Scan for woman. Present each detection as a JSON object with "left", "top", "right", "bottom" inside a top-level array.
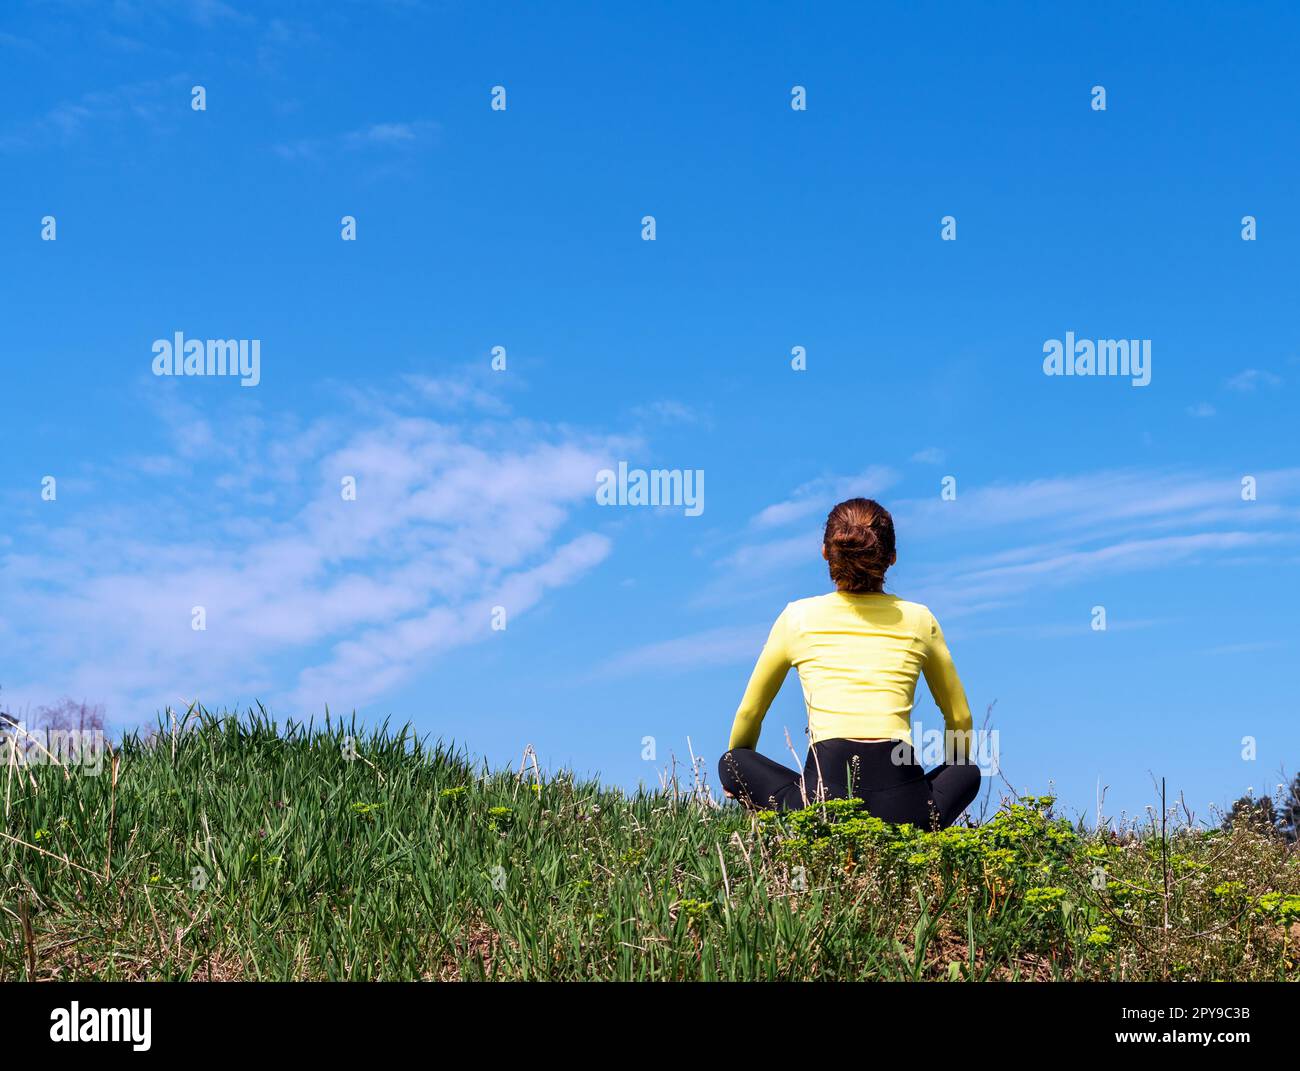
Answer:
[{"left": 718, "top": 497, "right": 981, "bottom": 828}]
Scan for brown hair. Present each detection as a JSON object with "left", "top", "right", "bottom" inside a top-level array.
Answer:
[{"left": 823, "top": 498, "right": 896, "bottom": 593}]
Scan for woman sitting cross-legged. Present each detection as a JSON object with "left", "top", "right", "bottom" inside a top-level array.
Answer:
[{"left": 718, "top": 497, "right": 981, "bottom": 828}]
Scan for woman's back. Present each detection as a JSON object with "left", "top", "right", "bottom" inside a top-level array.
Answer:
[{"left": 729, "top": 590, "right": 972, "bottom": 750}]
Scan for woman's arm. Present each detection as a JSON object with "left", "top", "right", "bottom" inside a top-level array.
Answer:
[
  {"left": 920, "top": 609, "right": 974, "bottom": 759},
  {"left": 727, "top": 607, "right": 793, "bottom": 750}
]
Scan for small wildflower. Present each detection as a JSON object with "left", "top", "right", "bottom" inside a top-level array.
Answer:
[{"left": 1087, "top": 924, "right": 1113, "bottom": 947}]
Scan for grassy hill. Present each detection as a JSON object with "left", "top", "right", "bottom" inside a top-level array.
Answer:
[{"left": 2, "top": 711, "right": 1297, "bottom": 980}]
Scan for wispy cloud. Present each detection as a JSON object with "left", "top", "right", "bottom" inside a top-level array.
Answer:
[
  {"left": 93, "top": 0, "right": 254, "bottom": 28},
  {"left": 629, "top": 400, "right": 710, "bottom": 428},
  {"left": 0, "top": 382, "right": 623, "bottom": 721},
  {"left": 886, "top": 469, "right": 1300, "bottom": 617},
  {"left": 0, "top": 74, "right": 189, "bottom": 151},
  {"left": 1225, "top": 368, "right": 1283, "bottom": 392},
  {"left": 927, "top": 530, "right": 1282, "bottom": 613},
  {"left": 596, "top": 624, "right": 767, "bottom": 676},
  {"left": 273, "top": 120, "right": 438, "bottom": 161},
  {"left": 614, "top": 465, "right": 1300, "bottom": 672},
  {"left": 750, "top": 465, "right": 899, "bottom": 530},
  {"left": 956, "top": 617, "right": 1174, "bottom": 641},
  {"left": 183, "top": 0, "right": 251, "bottom": 28},
  {"left": 1203, "top": 639, "right": 1292, "bottom": 656},
  {"left": 401, "top": 370, "right": 511, "bottom": 416},
  {"left": 1186, "top": 402, "right": 1216, "bottom": 418},
  {"left": 344, "top": 121, "right": 431, "bottom": 148},
  {"left": 894, "top": 468, "right": 1300, "bottom": 536},
  {"left": 0, "top": 30, "right": 42, "bottom": 53},
  {"left": 689, "top": 465, "right": 1300, "bottom": 617},
  {"left": 911, "top": 447, "right": 945, "bottom": 464}
]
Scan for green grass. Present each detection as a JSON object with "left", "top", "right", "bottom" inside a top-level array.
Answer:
[{"left": 2, "top": 709, "right": 1297, "bottom": 980}]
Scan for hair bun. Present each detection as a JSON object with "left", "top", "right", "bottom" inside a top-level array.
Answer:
[
  {"left": 853, "top": 528, "right": 878, "bottom": 547},
  {"left": 831, "top": 526, "right": 877, "bottom": 548},
  {"left": 823, "top": 498, "right": 895, "bottom": 593}
]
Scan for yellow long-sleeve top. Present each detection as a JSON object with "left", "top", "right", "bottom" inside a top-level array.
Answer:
[{"left": 728, "top": 592, "right": 974, "bottom": 751}]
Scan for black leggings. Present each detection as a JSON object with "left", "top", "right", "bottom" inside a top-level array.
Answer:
[{"left": 718, "top": 738, "right": 981, "bottom": 828}]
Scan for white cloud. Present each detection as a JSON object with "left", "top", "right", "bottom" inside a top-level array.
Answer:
[
  {"left": 184, "top": 0, "right": 250, "bottom": 26},
  {"left": 401, "top": 372, "right": 509, "bottom": 415},
  {"left": 629, "top": 400, "right": 709, "bottom": 427},
  {"left": 1225, "top": 368, "right": 1283, "bottom": 392},
  {"left": 1186, "top": 402, "right": 1216, "bottom": 418},
  {"left": 596, "top": 624, "right": 767, "bottom": 676},
  {"left": 936, "top": 530, "right": 1280, "bottom": 596},
  {"left": 344, "top": 120, "right": 437, "bottom": 148},
  {"left": 0, "top": 388, "right": 621, "bottom": 723},
  {"left": 0, "top": 75, "right": 189, "bottom": 152},
  {"left": 295, "top": 532, "right": 610, "bottom": 707},
  {"left": 750, "top": 465, "right": 899, "bottom": 530},
  {"left": 911, "top": 447, "right": 945, "bottom": 464},
  {"left": 690, "top": 465, "right": 1300, "bottom": 617},
  {"left": 274, "top": 119, "right": 438, "bottom": 161}
]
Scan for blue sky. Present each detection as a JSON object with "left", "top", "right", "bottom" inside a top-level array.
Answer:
[{"left": 2, "top": 0, "right": 1297, "bottom": 824}]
